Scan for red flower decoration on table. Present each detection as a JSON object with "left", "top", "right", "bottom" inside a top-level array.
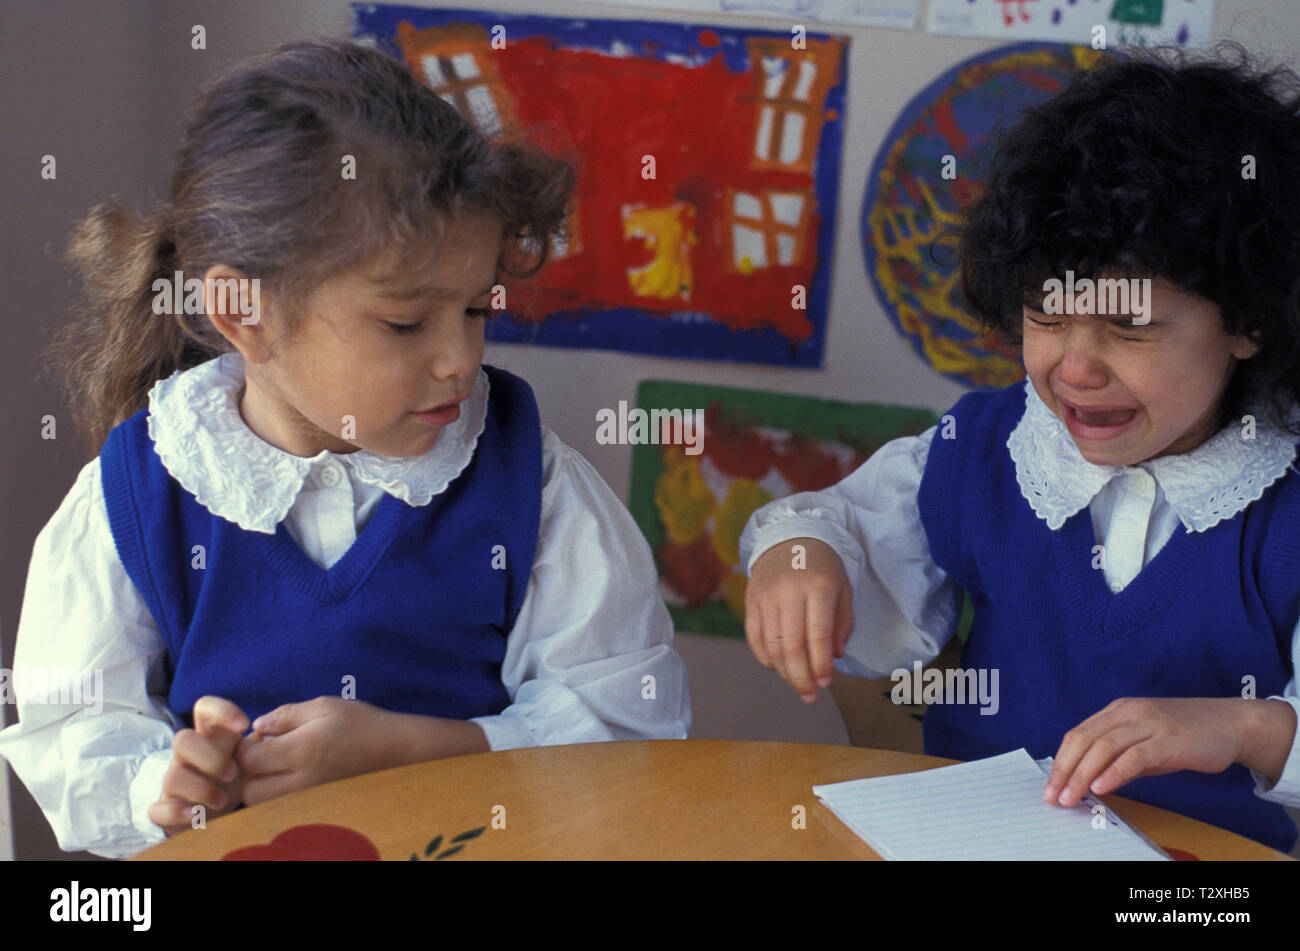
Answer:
[{"left": 222, "top": 824, "right": 380, "bottom": 861}]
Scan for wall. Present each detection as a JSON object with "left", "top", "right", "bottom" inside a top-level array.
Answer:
[
  {"left": 0, "top": 0, "right": 176, "bottom": 863},
  {"left": 2, "top": 0, "right": 1297, "bottom": 859}
]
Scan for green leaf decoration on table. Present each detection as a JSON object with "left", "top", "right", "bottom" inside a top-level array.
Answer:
[{"left": 409, "top": 827, "right": 487, "bottom": 862}]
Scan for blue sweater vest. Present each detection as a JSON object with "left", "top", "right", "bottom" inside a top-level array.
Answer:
[
  {"left": 917, "top": 383, "right": 1300, "bottom": 853},
  {"left": 99, "top": 366, "right": 542, "bottom": 727}
]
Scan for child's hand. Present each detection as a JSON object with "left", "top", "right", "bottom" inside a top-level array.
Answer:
[
  {"left": 745, "top": 537, "right": 853, "bottom": 703},
  {"left": 236, "top": 697, "right": 397, "bottom": 806},
  {"left": 1043, "top": 697, "right": 1254, "bottom": 807},
  {"left": 148, "top": 695, "right": 249, "bottom": 836}
]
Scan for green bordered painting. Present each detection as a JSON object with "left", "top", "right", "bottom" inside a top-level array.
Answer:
[{"left": 628, "top": 380, "right": 939, "bottom": 638}]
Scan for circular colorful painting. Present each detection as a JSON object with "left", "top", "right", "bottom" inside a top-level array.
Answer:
[{"left": 862, "top": 42, "right": 1104, "bottom": 389}]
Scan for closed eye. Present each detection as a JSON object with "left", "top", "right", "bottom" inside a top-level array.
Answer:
[
  {"left": 382, "top": 305, "right": 493, "bottom": 332},
  {"left": 1109, "top": 318, "right": 1158, "bottom": 341}
]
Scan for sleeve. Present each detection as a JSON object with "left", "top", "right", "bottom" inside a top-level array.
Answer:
[
  {"left": 1249, "top": 611, "right": 1300, "bottom": 809},
  {"left": 469, "top": 428, "right": 691, "bottom": 748},
  {"left": 0, "top": 457, "right": 182, "bottom": 859},
  {"left": 737, "top": 426, "right": 963, "bottom": 679}
]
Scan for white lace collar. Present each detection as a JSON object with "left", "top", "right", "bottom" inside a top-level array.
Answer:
[
  {"left": 1007, "top": 380, "right": 1297, "bottom": 532},
  {"left": 145, "top": 352, "right": 489, "bottom": 533}
]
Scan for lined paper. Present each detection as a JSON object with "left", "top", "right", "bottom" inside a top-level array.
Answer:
[{"left": 813, "top": 749, "right": 1169, "bottom": 860}]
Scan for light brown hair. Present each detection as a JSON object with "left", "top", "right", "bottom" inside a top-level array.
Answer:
[{"left": 48, "top": 38, "right": 574, "bottom": 455}]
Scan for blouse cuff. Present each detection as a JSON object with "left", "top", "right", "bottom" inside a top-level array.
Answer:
[
  {"left": 470, "top": 712, "right": 538, "bottom": 751},
  {"left": 473, "top": 675, "right": 648, "bottom": 751},
  {"left": 741, "top": 511, "right": 865, "bottom": 580},
  {"left": 1250, "top": 695, "right": 1300, "bottom": 806},
  {"left": 127, "top": 748, "right": 173, "bottom": 852}
]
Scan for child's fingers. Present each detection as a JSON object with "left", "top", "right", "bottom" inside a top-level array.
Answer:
[
  {"left": 251, "top": 699, "right": 321, "bottom": 736},
  {"left": 744, "top": 594, "right": 770, "bottom": 669},
  {"left": 148, "top": 798, "right": 198, "bottom": 835},
  {"left": 1044, "top": 707, "right": 1111, "bottom": 800},
  {"left": 172, "top": 728, "right": 240, "bottom": 783},
  {"left": 161, "top": 762, "right": 233, "bottom": 810},
  {"left": 193, "top": 695, "right": 251, "bottom": 733},
  {"left": 777, "top": 600, "right": 817, "bottom": 701},
  {"left": 193, "top": 695, "right": 250, "bottom": 750},
  {"left": 1049, "top": 722, "right": 1150, "bottom": 806},
  {"left": 1043, "top": 699, "right": 1134, "bottom": 800},
  {"left": 242, "top": 769, "right": 302, "bottom": 806},
  {"left": 235, "top": 730, "right": 300, "bottom": 777},
  {"left": 1054, "top": 740, "right": 1129, "bottom": 806},
  {"left": 1044, "top": 744, "right": 1086, "bottom": 803},
  {"left": 759, "top": 597, "right": 787, "bottom": 676},
  {"left": 833, "top": 583, "right": 852, "bottom": 659},
  {"left": 805, "top": 589, "right": 838, "bottom": 690},
  {"left": 1086, "top": 745, "right": 1152, "bottom": 796}
]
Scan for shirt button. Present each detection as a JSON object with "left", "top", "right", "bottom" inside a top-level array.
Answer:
[
  {"left": 1132, "top": 471, "right": 1155, "bottom": 496},
  {"left": 320, "top": 463, "right": 342, "bottom": 487}
]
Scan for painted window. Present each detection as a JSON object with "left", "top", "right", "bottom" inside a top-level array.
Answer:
[
  {"left": 394, "top": 22, "right": 515, "bottom": 137},
  {"left": 727, "top": 189, "right": 813, "bottom": 273},
  {"left": 746, "top": 39, "right": 840, "bottom": 174}
]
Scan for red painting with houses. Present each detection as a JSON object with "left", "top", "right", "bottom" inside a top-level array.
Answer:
[{"left": 354, "top": 5, "right": 849, "bottom": 366}]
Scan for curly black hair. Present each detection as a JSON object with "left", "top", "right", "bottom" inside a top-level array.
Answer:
[{"left": 958, "top": 42, "right": 1300, "bottom": 434}]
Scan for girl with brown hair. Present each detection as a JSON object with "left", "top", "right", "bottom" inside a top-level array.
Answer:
[{"left": 0, "top": 38, "right": 689, "bottom": 858}]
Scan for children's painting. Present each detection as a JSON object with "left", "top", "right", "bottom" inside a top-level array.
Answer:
[
  {"left": 628, "top": 381, "right": 937, "bottom": 638},
  {"left": 579, "top": 0, "right": 919, "bottom": 30},
  {"left": 352, "top": 4, "right": 849, "bottom": 368},
  {"left": 927, "top": 0, "right": 1215, "bottom": 47},
  {"left": 862, "top": 42, "right": 1102, "bottom": 390}
]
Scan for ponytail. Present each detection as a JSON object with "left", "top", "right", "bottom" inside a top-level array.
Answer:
[
  {"left": 47, "top": 38, "right": 578, "bottom": 456},
  {"left": 46, "top": 203, "right": 225, "bottom": 456}
]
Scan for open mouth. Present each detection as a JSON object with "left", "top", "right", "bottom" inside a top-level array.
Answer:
[{"left": 1059, "top": 398, "right": 1139, "bottom": 439}]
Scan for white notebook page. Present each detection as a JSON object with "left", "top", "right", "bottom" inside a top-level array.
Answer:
[{"left": 813, "top": 749, "right": 1169, "bottom": 860}]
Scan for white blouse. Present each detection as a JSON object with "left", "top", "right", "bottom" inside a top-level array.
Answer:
[
  {"left": 0, "top": 353, "right": 690, "bottom": 858},
  {"left": 740, "top": 380, "right": 1300, "bottom": 811}
]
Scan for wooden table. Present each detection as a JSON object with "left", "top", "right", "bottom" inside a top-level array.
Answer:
[{"left": 134, "top": 740, "right": 1292, "bottom": 860}]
